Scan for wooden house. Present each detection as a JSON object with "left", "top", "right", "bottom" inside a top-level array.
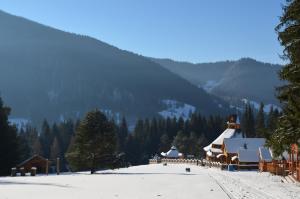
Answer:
[
  {"left": 237, "top": 149, "right": 260, "bottom": 169},
  {"left": 17, "top": 155, "right": 49, "bottom": 174},
  {"left": 222, "top": 138, "right": 265, "bottom": 165},
  {"left": 221, "top": 138, "right": 266, "bottom": 169},
  {"left": 203, "top": 114, "right": 243, "bottom": 161}
]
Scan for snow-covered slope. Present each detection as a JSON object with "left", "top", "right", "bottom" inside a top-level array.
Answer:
[{"left": 158, "top": 99, "right": 196, "bottom": 120}]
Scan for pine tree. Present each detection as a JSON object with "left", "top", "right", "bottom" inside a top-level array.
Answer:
[
  {"left": 172, "top": 131, "right": 189, "bottom": 155},
  {"left": 66, "top": 109, "right": 117, "bottom": 173},
  {"left": 50, "top": 137, "right": 61, "bottom": 160},
  {"left": 241, "top": 104, "right": 255, "bottom": 137},
  {"left": 269, "top": 0, "right": 300, "bottom": 155},
  {"left": 117, "top": 117, "right": 128, "bottom": 152},
  {"left": 40, "top": 119, "right": 52, "bottom": 158},
  {"left": 265, "top": 106, "right": 279, "bottom": 139},
  {"left": 255, "top": 102, "right": 266, "bottom": 138},
  {"left": 159, "top": 133, "right": 170, "bottom": 152},
  {"left": 17, "top": 129, "right": 31, "bottom": 162},
  {"left": 32, "top": 137, "right": 43, "bottom": 155},
  {"left": 0, "top": 97, "right": 20, "bottom": 176}
]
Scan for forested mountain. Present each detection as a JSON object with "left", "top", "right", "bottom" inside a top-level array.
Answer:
[
  {"left": 0, "top": 10, "right": 228, "bottom": 125},
  {"left": 151, "top": 58, "right": 282, "bottom": 108}
]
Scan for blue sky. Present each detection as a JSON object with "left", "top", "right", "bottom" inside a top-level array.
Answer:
[{"left": 0, "top": 0, "right": 285, "bottom": 64}]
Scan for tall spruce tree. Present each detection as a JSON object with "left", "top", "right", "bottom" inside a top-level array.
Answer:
[
  {"left": 66, "top": 109, "right": 117, "bottom": 174},
  {"left": 0, "top": 97, "right": 20, "bottom": 176},
  {"left": 50, "top": 136, "right": 61, "bottom": 160},
  {"left": 255, "top": 102, "right": 266, "bottom": 138},
  {"left": 269, "top": 0, "right": 300, "bottom": 155},
  {"left": 40, "top": 119, "right": 52, "bottom": 158},
  {"left": 241, "top": 104, "right": 255, "bottom": 137},
  {"left": 17, "top": 129, "right": 31, "bottom": 162},
  {"left": 117, "top": 117, "right": 128, "bottom": 152}
]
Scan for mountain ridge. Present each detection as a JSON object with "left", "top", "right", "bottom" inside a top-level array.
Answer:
[
  {"left": 0, "top": 10, "right": 228, "bottom": 125},
  {"left": 151, "top": 57, "right": 282, "bottom": 107}
]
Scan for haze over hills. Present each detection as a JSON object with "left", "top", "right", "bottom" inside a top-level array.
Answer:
[
  {"left": 0, "top": 10, "right": 228, "bottom": 126},
  {"left": 151, "top": 58, "right": 282, "bottom": 109}
]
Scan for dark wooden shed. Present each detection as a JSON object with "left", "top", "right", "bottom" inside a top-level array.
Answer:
[{"left": 17, "top": 155, "right": 48, "bottom": 174}]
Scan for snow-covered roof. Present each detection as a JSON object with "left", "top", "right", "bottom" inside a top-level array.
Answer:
[
  {"left": 203, "top": 128, "right": 243, "bottom": 152},
  {"left": 238, "top": 150, "right": 259, "bottom": 163},
  {"left": 216, "top": 154, "right": 225, "bottom": 158},
  {"left": 206, "top": 151, "right": 213, "bottom": 157},
  {"left": 259, "top": 147, "right": 272, "bottom": 162},
  {"left": 231, "top": 156, "right": 238, "bottom": 161},
  {"left": 203, "top": 144, "right": 211, "bottom": 152},
  {"left": 224, "top": 138, "right": 266, "bottom": 154},
  {"left": 161, "top": 146, "right": 183, "bottom": 158},
  {"left": 212, "top": 128, "right": 243, "bottom": 146}
]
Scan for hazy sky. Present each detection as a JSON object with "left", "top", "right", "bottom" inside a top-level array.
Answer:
[{"left": 0, "top": 0, "right": 285, "bottom": 64}]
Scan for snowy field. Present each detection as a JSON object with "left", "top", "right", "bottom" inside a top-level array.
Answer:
[{"left": 0, "top": 164, "right": 299, "bottom": 199}]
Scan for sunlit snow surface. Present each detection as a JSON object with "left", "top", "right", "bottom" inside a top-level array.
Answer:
[
  {"left": 159, "top": 99, "right": 196, "bottom": 120},
  {"left": 0, "top": 164, "right": 299, "bottom": 199}
]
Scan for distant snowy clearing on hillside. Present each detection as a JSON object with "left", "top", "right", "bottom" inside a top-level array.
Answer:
[
  {"left": 1, "top": 164, "right": 299, "bottom": 199},
  {"left": 201, "top": 80, "right": 221, "bottom": 92},
  {"left": 8, "top": 118, "right": 30, "bottom": 130},
  {"left": 241, "top": 98, "right": 282, "bottom": 112},
  {"left": 159, "top": 99, "right": 196, "bottom": 120}
]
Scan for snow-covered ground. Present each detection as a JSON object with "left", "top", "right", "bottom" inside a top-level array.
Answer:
[
  {"left": 1, "top": 164, "right": 299, "bottom": 199},
  {"left": 159, "top": 99, "right": 196, "bottom": 120}
]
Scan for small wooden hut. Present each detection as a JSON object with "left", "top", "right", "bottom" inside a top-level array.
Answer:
[
  {"left": 258, "top": 147, "right": 273, "bottom": 172},
  {"left": 17, "top": 155, "right": 49, "bottom": 174}
]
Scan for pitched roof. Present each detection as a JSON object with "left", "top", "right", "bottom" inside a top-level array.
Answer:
[
  {"left": 204, "top": 128, "right": 243, "bottom": 152},
  {"left": 259, "top": 147, "right": 273, "bottom": 162},
  {"left": 17, "top": 155, "right": 47, "bottom": 167},
  {"left": 224, "top": 138, "right": 266, "bottom": 154},
  {"left": 238, "top": 149, "right": 259, "bottom": 163},
  {"left": 161, "top": 146, "right": 183, "bottom": 158}
]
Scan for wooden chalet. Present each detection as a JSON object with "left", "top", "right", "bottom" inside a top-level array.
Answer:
[
  {"left": 222, "top": 138, "right": 265, "bottom": 167},
  {"left": 203, "top": 114, "right": 243, "bottom": 161},
  {"left": 220, "top": 138, "right": 266, "bottom": 170},
  {"left": 237, "top": 149, "right": 260, "bottom": 170}
]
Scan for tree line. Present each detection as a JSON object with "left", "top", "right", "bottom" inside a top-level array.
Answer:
[{"left": 0, "top": 94, "right": 282, "bottom": 175}]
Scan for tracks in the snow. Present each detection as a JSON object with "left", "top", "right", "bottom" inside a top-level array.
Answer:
[
  {"left": 209, "top": 172, "right": 277, "bottom": 199},
  {"left": 208, "top": 173, "right": 235, "bottom": 199}
]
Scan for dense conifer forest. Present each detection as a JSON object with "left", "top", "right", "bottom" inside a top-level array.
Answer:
[{"left": 0, "top": 96, "right": 281, "bottom": 175}]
